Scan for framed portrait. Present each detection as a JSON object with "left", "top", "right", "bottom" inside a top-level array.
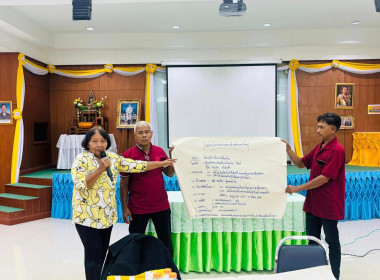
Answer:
[
  {"left": 340, "top": 115, "right": 355, "bottom": 130},
  {"left": 368, "top": 104, "right": 380, "bottom": 114},
  {"left": 0, "top": 101, "right": 13, "bottom": 125},
  {"left": 116, "top": 99, "right": 141, "bottom": 129},
  {"left": 335, "top": 83, "right": 354, "bottom": 109}
]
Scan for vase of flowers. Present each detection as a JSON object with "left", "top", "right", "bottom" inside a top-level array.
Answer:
[
  {"left": 94, "top": 96, "right": 107, "bottom": 117},
  {"left": 73, "top": 98, "right": 86, "bottom": 117}
]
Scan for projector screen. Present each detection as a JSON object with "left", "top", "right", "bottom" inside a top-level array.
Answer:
[{"left": 167, "top": 65, "right": 277, "bottom": 146}]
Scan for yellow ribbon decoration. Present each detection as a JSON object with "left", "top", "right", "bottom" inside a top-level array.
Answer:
[
  {"left": 289, "top": 70, "right": 302, "bottom": 157},
  {"left": 289, "top": 59, "right": 299, "bottom": 71},
  {"left": 11, "top": 55, "right": 26, "bottom": 183},
  {"left": 48, "top": 64, "right": 56, "bottom": 73},
  {"left": 12, "top": 109, "right": 22, "bottom": 120},
  {"left": 339, "top": 61, "right": 380, "bottom": 70},
  {"left": 114, "top": 66, "right": 145, "bottom": 73},
  {"left": 104, "top": 64, "right": 113, "bottom": 73},
  {"left": 55, "top": 68, "right": 106, "bottom": 76},
  {"left": 299, "top": 62, "right": 331, "bottom": 69},
  {"left": 18, "top": 53, "right": 26, "bottom": 66},
  {"left": 331, "top": 59, "right": 340, "bottom": 68},
  {"left": 145, "top": 64, "right": 157, "bottom": 74},
  {"left": 145, "top": 64, "right": 158, "bottom": 122}
]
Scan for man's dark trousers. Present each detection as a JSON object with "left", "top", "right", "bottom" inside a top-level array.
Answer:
[{"left": 306, "top": 212, "right": 341, "bottom": 280}]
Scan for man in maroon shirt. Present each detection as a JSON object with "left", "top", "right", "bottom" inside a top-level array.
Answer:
[
  {"left": 120, "top": 121, "right": 175, "bottom": 256},
  {"left": 282, "top": 113, "right": 345, "bottom": 280}
]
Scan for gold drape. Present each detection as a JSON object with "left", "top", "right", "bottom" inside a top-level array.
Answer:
[{"left": 349, "top": 132, "right": 380, "bottom": 167}]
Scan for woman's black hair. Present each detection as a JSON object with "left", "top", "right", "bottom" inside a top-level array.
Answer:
[{"left": 81, "top": 126, "right": 111, "bottom": 150}]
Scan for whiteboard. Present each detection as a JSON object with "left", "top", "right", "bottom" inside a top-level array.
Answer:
[{"left": 167, "top": 65, "right": 277, "bottom": 146}]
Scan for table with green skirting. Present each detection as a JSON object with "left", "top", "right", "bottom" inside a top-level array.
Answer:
[{"left": 146, "top": 192, "right": 306, "bottom": 273}]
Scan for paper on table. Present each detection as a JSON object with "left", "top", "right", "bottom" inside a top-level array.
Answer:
[{"left": 172, "top": 137, "right": 287, "bottom": 219}]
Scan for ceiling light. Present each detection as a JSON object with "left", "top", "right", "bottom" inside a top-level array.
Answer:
[
  {"left": 172, "top": 25, "right": 180, "bottom": 29},
  {"left": 338, "top": 40, "right": 361, "bottom": 44},
  {"left": 86, "top": 27, "right": 94, "bottom": 31},
  {"left": 351, "top": 21, "right": 361, "bottom": 25},
  {"left": 219, "top": 0, "right": 247, "bottom": 17},
  {"left": 263, "top": 23, "right": 271, "bottom": 27}
]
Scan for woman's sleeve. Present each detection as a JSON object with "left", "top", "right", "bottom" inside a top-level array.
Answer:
[
  {"left": 71, "top": 155, "right": 89, "bottom": 191},
  {"left": 118, "top": 156, "right": 147, "bottom": 173}
]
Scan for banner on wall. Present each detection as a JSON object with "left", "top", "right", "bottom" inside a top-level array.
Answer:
[
  {"left": 368, "top": 104, "right": 380, "bottom": 114},
  {"left": 172, "top": 137, "right": 287, "bottom": 219}
]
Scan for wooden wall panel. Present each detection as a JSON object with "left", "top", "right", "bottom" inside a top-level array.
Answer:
[
  {"left": 21, "top": 69, "right": 51, "bottom": 173},
  {"left": 0, "top": 53, "right": 18, "bottom": 192},
  {"left": 297, "top": 61, "right": 380, "bottom": 163},
  {"left": 49, "top": 66, "right": 146, "bottom": 165}
]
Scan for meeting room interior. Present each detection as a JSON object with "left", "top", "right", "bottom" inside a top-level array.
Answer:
[{"left": 1, "top": 1, "right": 380, "bottom": 280}]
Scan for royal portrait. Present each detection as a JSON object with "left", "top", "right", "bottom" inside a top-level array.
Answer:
[
  {"left": 116, "top": 99, "right": 140, "bottom": 128},
  {"left": 335, "top": 83, "right": 354, "bottom": 109}
]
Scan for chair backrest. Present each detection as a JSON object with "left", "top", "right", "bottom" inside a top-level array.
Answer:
[{"left": 274, "top": 235, "right": 329, "bottom": 273}]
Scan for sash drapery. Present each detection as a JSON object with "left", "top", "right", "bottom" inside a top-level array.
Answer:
[
  {"left": 12, "top": 55, "right": 164, "bottom": 182},
  {"left": 278, "top": 60, "right": 380, "bottom": 157}
]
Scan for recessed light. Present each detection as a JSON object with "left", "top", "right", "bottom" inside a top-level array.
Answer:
[
  {"left": 86, "top": 27, "right": 94, "bottom": 31},
  {"left": 338, "top": 40, "right": 361, "bottom": 44},
  {"left": 263, "top": 23, "right": 271, "bottom": 27},
  {"left": 351, "top": 21, "right": 361, "bottom": 25},
  {"left": 172, "top": 25, "right": 180, "bottom": 29}
]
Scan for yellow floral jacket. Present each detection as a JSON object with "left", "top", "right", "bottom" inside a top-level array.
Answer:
[{"left": 71, "top": 151, "right": 146, "bottom": 229}]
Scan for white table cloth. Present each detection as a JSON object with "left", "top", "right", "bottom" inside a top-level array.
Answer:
[{"left": 56, "top": 134, "right": 117, "bottom": 169}]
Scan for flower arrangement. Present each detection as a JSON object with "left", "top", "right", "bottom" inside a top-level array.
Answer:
[
  {"left": 94, "top": 96, "right": 107, "bottom": 109},
  {"left": 73, "top": 98, "right": 86, "bottom": 111},
  {"left": 73, "top": 93, "right": 107, "bottom": 118}
]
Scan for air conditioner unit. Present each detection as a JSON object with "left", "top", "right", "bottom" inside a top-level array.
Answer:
[
  {"left": 73, "top": 0, "right": 92, "bottom": 21},
  {"left": 219, "top": 0, "right": 247, "bottom": 17}
]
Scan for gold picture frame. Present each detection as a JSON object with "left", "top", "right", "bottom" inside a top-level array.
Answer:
[
  {"left": 340, "top": 115, "right": 355, "bottom": 130},
  {"left": 0, "top": 101, "right": 13, "bottom": 125},
  {"left": 116, "top": 99, "right": 140, "bottom": 129},
  {"left": 335, "top": 83, "right": 354, "bottom": 109}
]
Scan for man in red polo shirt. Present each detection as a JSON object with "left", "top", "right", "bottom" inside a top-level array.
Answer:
[
  {"left": 120, "top": 121, "right": 175, "bottom": 256},
  {"left": 282, "top": 113, "right": 345, "bottom": 280}
]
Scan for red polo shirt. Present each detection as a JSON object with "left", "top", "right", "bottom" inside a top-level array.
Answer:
[
  {"left": 120, "top": 145, "right": 170, "bottom": 214},
  {"left": 301, "top": 137, "right": 345, "bottom": 220}
]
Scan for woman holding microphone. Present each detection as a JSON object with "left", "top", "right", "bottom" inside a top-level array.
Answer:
[{"left": 71, "top": 126, "right": 176, "bottom": 280}]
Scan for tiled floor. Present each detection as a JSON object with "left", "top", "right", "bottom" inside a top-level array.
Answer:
[{"left": 1, "top": 218, "right": 380, "bottom": 280}]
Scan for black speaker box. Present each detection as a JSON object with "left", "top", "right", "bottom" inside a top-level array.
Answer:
[
  {"left": 375, "top": 0, "right": 380, "bottom": 12},
  {"left": 72, "top": 0, "right": 92, "bottom": 21}
]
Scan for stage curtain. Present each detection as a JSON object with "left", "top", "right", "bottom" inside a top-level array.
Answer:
[
  {"left": 278, "top": 59, "right": 380, "bottom": 158},
  {"left": 11, "top": 55, "right": 163, "bottom": 182},
  {"left": 349, "top": 132, "right": 380, "bottom": 167}
]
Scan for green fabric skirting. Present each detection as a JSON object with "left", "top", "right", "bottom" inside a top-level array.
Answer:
[{"left": 147, "top": 231, "right": 306, "bottom": 273}]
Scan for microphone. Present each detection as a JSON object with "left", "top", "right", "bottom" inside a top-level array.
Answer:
[{"left": 100, "top": 151, "right": 113, "bottom": 181}]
